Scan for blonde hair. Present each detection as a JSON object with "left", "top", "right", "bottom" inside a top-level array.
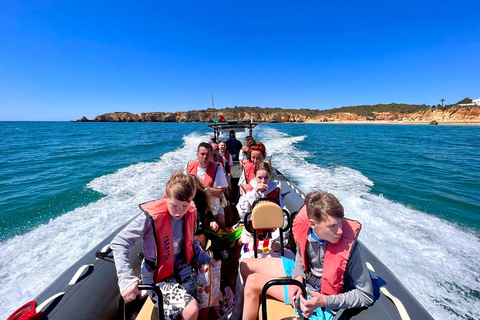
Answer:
[{"left": 165, "top": 170, "right": 196, "bottom": 202}]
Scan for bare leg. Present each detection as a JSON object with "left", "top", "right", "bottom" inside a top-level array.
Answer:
[
  {"left": 240, "top": 257, "right": 285, "bottom": 282},
  {"left": 242, "top": 273, "right": 286, "bottom": 320},
  {"left": 181, "top": 299, "right": 199, "bottom": 320}
]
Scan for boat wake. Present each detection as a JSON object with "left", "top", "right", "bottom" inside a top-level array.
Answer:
[
  {"left": 1, "top": 128, "right": 478, "bottom": 320},
  {"left": 257, "top": 126, "right": 480, "bottom": 320},
  {"left": 0, "top": 132, "right": 208, "bottom": 319}
]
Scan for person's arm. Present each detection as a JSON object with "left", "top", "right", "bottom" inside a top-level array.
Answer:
[
  {"left": 209, "top": 165, "right": 228, "bottom": 198},
  {"left": 324, "top": 243, "right": 374, "bottom": 310},
  {"left": 111, "top": 214, "right": 150, "bottom": 299},
  {"left": 236, "top": 186, "right": 260, "bottom": 220},
  {"left": 193, "top": 237, "right": 215, "bottom": 264}
]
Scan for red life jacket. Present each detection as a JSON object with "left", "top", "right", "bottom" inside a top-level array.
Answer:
[
  {"left": 243, "top": 160, "right": 255, "bottom": 184},
  {"left": 292, "top": 206, "right": 361, "bottom": 295},
  {"left": 139, "top": 198, "right": 197, "bottom": 282},
  {"left": 242, "top": 184, "right": 280, "bottom": 200},
  {"left": 219, "top": 150, "right": 231, "bottom": 168},
  {"left": 187, "top": 161, "right": 218, "bottom": 187}
]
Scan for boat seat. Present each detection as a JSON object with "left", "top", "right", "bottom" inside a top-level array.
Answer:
[
  {"left": 246, "top": 200, "right": 292, "bottom": 258},
  {"left": 259, "top": 296, "right": 299, "bottom": 320},
  {"left": 136, "top": 297, "right": 158, "bottom": 320},
  {"left": 252, "top": 201, "right": 285, "bottom": 229}
]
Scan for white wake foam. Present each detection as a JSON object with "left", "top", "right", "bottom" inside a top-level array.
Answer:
[
  {"left": 1, "top": 127, "right": 479, "bottom": 320},
  {"left": 256, "top": 126, "right": 480, "bottom": 320},
  {"left": 0, "top": 132, "right": 208, "bottom": 319}
]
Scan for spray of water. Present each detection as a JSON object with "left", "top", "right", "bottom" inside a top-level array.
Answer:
[
  {"left": 258, "top": 126, "right": 480, "bottom": 320},
  {"left": 1, "top": 128, "right": 479, "bottom": 319}
]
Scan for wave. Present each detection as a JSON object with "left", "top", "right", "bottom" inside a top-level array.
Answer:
[
  {"left": 0, "top": 131, "right": 209, "bottom": 319},
  {"left": 1, "top": 126, "right": 479, "bottom": 319},
  {"left": 256, "top": 126, "right": 480, "bottom": 320}
]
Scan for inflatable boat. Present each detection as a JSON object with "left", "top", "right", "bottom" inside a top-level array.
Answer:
[{"left": 8, "top": 121, "right": 434, "bottom": 320}]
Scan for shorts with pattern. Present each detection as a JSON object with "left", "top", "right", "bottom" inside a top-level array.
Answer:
[{"left": 149, "top": 272, "right": 198, "bottom": 320}]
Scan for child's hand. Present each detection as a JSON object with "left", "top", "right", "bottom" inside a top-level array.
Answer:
[
  {"left": 255, "top": 182, "right": 268, "bottom": 193},
  {"left": 122, "top": 281, "right": 140, "bottom": 302},
  {"left": 210, "top": 257, "right": 216, "bottom": 264},
  {"left": 299, "top": 290, "right": 326, "bottom": 318},
  {"left": 210, "top": 221, "right": 219, "bottom": 232}
]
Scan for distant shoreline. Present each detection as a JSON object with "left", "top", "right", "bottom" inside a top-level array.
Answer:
[{"left": 303, "top": 120, "right": 480, "bottom": 126}]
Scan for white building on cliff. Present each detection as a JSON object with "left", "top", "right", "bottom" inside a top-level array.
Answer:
[{"left": 458, "top": 98, "right": 480, "bottom": 107}]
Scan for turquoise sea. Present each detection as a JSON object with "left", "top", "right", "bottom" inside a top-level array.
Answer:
[{"left": 1, "top": 121, "right": 479, "bottom": 319}]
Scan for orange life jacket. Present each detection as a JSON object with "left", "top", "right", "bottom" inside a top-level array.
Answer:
[
  {"left": 292, "top": 206, "right": 361, "bottom": 295},
  {"left": 187, "top": 161, "right": 218, "bottom": 187},
  {"left": 243, "top": 160, "right": 255, "bottom": 184},
  {"left": 139, "top": 198, "right": 197, "bottom": 282},
  {"left": 219, "top": 150, "right": 231, "bottom": 168}
]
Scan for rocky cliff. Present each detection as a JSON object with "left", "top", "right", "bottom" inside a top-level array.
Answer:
[{"left": 77, "top": 107, "right": 480, "bottom": 123}]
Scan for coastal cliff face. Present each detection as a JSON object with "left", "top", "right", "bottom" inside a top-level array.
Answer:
[{"left": 81, "top": 107, "right": 480, "bottom": 123}]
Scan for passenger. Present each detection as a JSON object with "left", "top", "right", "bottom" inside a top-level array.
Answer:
[
  {"left": 186, "top": 142, "right": 229, "bottom": 232},
  {"left": 238, "top": 136, "right": 256, "bottom": 168},
  {"left": 238, "top": 141, "right": 267, "bottom": 188},
  {"left": 220, "top": 163, "right": 292, "bottom": 320},
  {"left": 226, "top": 130, "right": 242, "bottom": 160},
  {"left": 218, "top": 140, "right": 233, "bottom": 173},
  {"left": 191, "top": 174, "right": 219, "bottom": 247},
  {"left": 236, "top": 162, "right": 289, "bottom": 254},
  {"left": 239, "top": 190, "right": 375, "bottom": 320},
  {"left": 110, "top": 171, "right": 215, "bottom": 320},
  {"left": 211, "top": 142, "right": 233, "bottom": 229}
]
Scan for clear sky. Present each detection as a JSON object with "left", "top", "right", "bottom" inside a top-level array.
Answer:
[{"left": 1, "top": 1, "right": 479, "bottom": 121}]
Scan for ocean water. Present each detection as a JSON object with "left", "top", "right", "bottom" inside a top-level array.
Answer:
[{"left": 0, "top": 121, "right": 479, "bottom": 319}]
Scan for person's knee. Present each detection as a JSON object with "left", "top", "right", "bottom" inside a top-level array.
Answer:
[
  {"left": 240, "top": 258, "right": 253, "bottom": 279},
  {"left": 244, "top": 274, "right": 263, "bottom": 294},
  {"left": 182, "top": 299, "right": 199, "bottom": 320}
]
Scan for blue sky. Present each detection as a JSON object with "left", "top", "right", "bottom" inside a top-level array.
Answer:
[{"left": 1, "top": 0, "right": 479, "bottom": 121}]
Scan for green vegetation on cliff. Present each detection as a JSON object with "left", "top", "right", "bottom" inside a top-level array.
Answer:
[{"left": 204, "top": 103, "right": 432, "bottom": 117}]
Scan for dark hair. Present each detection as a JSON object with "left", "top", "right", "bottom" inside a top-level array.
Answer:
[
  {"left": 254, "top": 162, "right": 272, "bottom": 176},
  {"left": 198, "top": 142, "right": 213, "bottom": 153},
  {"left": 190, "top": 174, "right": 211, "bottom": 214},
  {"left": 304, "top": 190, "right": 344, "bottom": 222}
]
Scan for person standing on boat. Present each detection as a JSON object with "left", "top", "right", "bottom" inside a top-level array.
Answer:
[
  {"left": 226, "top": 130, "right": 242, "bottom": 160},
  {"left": 237, "top": 190, "right": 375, "bottom": 320},
  {"left": 186, "top": 142, "right": 229, "bottom": 232},
  {"left": 110, "top": 171, "right": 215, "bottom": 320}
]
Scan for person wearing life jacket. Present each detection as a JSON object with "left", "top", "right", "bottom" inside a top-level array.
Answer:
[
  {"left": 236, "top": 162, "right": 289, "bottom": 250},
  {"left": 238, "top": 136, "right": 255, "bottom": 168},
  {"left": 218, "top": 140, "right": 233, "bottom": 175},
  {"left": 237, "top": 190, "right": 374, "bottom": 320},
  {"left": 110, "top": 171, "right": 214, "bottom": 320},
  {"left": 186, "top": 142, "right": 229, "bottom": 231},
  {"left": 238, "top": 141, "right": 279, "bottom": 191}
]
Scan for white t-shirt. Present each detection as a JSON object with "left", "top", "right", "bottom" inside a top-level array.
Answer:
[{"left": 188, "top": 163, "right": 228, "bottom": 215}]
